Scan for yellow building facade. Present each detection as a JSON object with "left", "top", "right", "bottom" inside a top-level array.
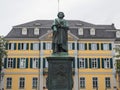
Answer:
[{"left": 3, "top": 20, "right": 119, "bottom": 90}]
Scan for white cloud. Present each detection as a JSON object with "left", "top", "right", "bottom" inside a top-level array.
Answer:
[{"left": 0, "top": 0, "right": 120, "bottom": 35}]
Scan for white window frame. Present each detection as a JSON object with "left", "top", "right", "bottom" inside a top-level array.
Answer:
[
  {"left": 68, "top": 42, "right": 72, "bottom": 50},
  {"left": 45, "top": 59, "right": 48, "bottom": 68},
  {"left": 116, "top": 31, "right": 120, "bottom": 38},
  {"left": 103, "top": 43, "right": 109, "bottom": 50},
  {"left": 20, "top": 58, "right": 26, "bottom": 68},
  {"left": 91, "top": 43, "right": 97, "bottom": 50},
  {"left": 79, "top": 43, "right": 85, "bottom": 50},
  {"left": 46, "top": 42, "right": 52, "bottom": 50},
  {"left": 22, "top": 28, "right": 27, "bottom": 35},
  {"left": 78, "top": 28, "right": 83, "bottom": 35},
  {"left": 6, "top": 77, "right": 12, "bottom": 89},
  {"left": 7, "top": 58, "right": 13, "bottom": 68},
  {"left": 32, "top": 58, "right": 39, "bottom": 68},
  {"left": 93, "top": 77, "right": 98, "bottom": 88},
  {"left": 80, "top": 77, "right": 85, "bottom": 88},
  {"left": 90, "top": 28, "right": 95, "bottom": 35},
  {"left": 19, "top": 43, "right": 27, "bottom": 50},
  {"left": 105, "top": 77, "right": 111, "bottom": 88},
  {"left": 104, "top": 58, "right": 110, "bottom": 68},
  {"left": 34, "top": 27, "right": 39, "bottom": 35},
  {"left": 79, "top": 58, "right": 85, "bottom": 68},
  {"left": 19, "top": 77, "right": 25, "bottom": 89},
  {"left": 33, "top": 43, "right": 39, "bottom": 50},
  {"left": 32, "top": 77, "right": 38, "bottom": 88},
  {"left": 91, "top": 58, "right": 98, "bottom": 68}
]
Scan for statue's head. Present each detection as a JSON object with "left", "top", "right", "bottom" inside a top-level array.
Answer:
[{"left": 57, "top": 12, "right": 65, "bottom": 19}]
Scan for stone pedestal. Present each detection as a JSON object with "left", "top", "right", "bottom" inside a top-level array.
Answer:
[{"left": 46, "top": 56, "right": 74, "bottom": 90}]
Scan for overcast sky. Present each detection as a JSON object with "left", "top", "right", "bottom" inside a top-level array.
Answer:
[{"left": 0, "top": 0, "right": 120, "bottom": 36}]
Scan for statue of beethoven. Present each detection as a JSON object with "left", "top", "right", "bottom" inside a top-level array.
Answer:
[{"left": 51, "top": 12, "right": 69, "bottom": 53}]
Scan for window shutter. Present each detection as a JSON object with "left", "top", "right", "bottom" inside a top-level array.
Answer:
[
  {"left": 97, "top": 43, "right": 99, "bottom": 50},
  {"left": 98, "top": 58, "right": 100, "bottom": 68},
  {"left": 18, "top": 43, "right": 20, "bottom": 50},
  {"left": 26, "top": 58, "right": 28, "bottom": 68},
  {"left": 39, "top": 58, "right": 41, "bottom": 68},
  {"left": 13, "top": 58, "right": 16, "bottom": 68},
  {"left": 31, "top": 43, "right": 33, "bottom": 50},
  {"left": 43, "top": 43, "right": 46, "bottom": 50},
  {"left": 110, "top": 58, "right": 113, "bottom": 68},
  {"left": 101, "top": 43, "right": 103, "bottom": 50},
  {"left": 5, "top": 43, "right": 8, "bottom": 50},
  {"left": 89, "top": 44, "right": 91, "bottom": 50},
  {"left": 30, "top": 58, "right": 32, "bottom": 68},
  {"left": 43, "top": 58, "right": 45, "bottom": 68},
  {"left": 14, "top": 43, "right": 16, "bottom": 50},
  {"left": 85, "top": 43, "right": 87, "bottom": 50},
  {"left": 4, "top": 58, "right": 7, "bottom": 68},
  {"left": 9, "top": 43, "right": 11, "bottom": 50},
  {"left": 17, "top": 58, "right": 20, "bottom": 68},
  {"left": 109, "top": 43, "right": 112, "bottom": 50},
  {"left": 89, "top": 58, "right": 91, "bottom": 68},
  {"left": 77, "top": 43, "right": 79, "bottom": 50},
  {"left": 27, "top": 43, "right": 29, "bottom": 50},
  {"left": 85, "top": 58, "right": 88, "bottom": 68},
  {"left": 39, "top": 43, "right": 41, "bottom": 50},
  {"left": 72, "top": 43, "right": 75, "bottom": 50},
  {"left": 102, "top": 58, "right": 104, "bottom": 68},
  {"left": 77, "top": 58, "right": 79, "bottom": 68}
]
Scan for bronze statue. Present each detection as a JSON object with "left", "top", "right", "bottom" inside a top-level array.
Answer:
[{"left": 51, "top": 12, "right": 69, "bottom": 53}]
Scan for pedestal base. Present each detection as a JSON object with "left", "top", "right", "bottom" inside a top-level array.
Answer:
[{"left": 46, "top": 56, "right": 74, "bottom": 90}]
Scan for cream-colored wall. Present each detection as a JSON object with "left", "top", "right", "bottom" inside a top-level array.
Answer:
[{"left": 4, "top": 40, "right": 115, "bottom": 90}]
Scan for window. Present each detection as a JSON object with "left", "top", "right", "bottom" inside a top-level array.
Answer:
[
  {"left": 22, "top": 28, "right": 27, "bottom": 35},
  {"left": 7, "top": 58, "right": 13, "bottom": 68},
  {"left": 20, "top": 58, "right": 26, "bottom": 68},
  {"left": 93, "top": 77, "right": 98, "bottom": 88},
  {"left": 91, "top": 58, "right": 98, "bottom": 68},
  {"left": 6, "top": 77, "right": 12, "bottom": 89},
  {"left": 68, "top": 42, "right": 72, "bottom": 50},
  {"left": 46, "top": 42, "right": 52, "bottom": 50},
  {"left": 33, "top": 43, "right": 39, "bottom": 50},
  {"left": 79, "top": 43, "right": 85, "bottom": 50},
  {"left": 103, "top": 44, "right": 109, "bottom": 50},
  {"left": 90, "top": 28, "right": 95, "bottom": 35},
  {"left": 104, "top": 58, "right": 110, "bottom": 68},
  {"left": 80, "top": 77, "right": 85, "bottom": 88},
  {"left": 79, "top": 58, "right": 85, "bottom": 68},
  {"left": 7, "top": 43, "right": 16, "bottom": 50},
  {"left": 32, "top": 58, "right": 39, "bottom": 68},
  {"left": 102, "top": 58, "right": 113, "bottom": 69},
  {"left": 91, "top": 43, "right": 97, "bottom": 50},
  {"left": 78, "top": 28, "right": 83, "bottom": 35},
  {"left": 105, "top": 77, "right": 111, "bottom": 88},
  {"left": 32, "top": 77, "right": 38, "bottom": 88},
  {"left": 43, "top": 58, "right": 48, "bottom": 68},
  {"left": 18, "top": 43, "right": 29, "bottom": 50},
  {"left": 34, "top": 27, "right": 39, "bottom": 35},
  {"left": 19, "top": 77, "right": 25, "bottom": 89},
  {"left": 116, "top": 31, "right": 120, "bottom": 38}
]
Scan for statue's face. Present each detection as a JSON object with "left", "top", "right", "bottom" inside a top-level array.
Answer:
[{"left": 58, "top": 12, "right": 64, "bottom": 19}]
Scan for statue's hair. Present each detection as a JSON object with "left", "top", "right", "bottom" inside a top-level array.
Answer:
[{"left": 57, "top": 12, "right": 65, "bottom": 18}]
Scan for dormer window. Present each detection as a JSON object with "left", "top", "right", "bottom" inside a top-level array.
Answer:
[
  {"left": 34, "top": 27, "right": 39, "bottom": 35},
  {"left": 116, "top": 31, "right": 120, "bottom": 38},
  {"left": 78, "top": 28, "right": 83, "bottom": 35},
  {"left": 22, "top": 28, "right": 27, "bottom": 35},
  {"left": 90, "top": 28, "right": 95, "bottom": 35}
]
